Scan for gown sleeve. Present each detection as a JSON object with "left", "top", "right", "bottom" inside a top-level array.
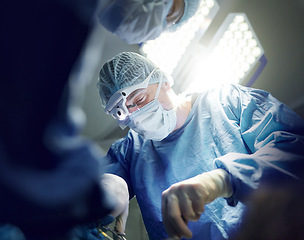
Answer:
[
  {"left": 214, "top": 84, "right": 304, "bottom": 206},
  {"left": 105, "top": 132, "right": 135, "bottom": 199}
]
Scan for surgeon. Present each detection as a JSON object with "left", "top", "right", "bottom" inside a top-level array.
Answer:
[
  {"left": 97, "top": 52, "right": 304, "bottom": 240},
  {"left": 98, "top": 0, "right": 201, "bottom": 44}
]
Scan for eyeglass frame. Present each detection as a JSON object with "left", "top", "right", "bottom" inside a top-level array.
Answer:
[{"left": 105, "top": 68, "right": 158, "bottom": 121}]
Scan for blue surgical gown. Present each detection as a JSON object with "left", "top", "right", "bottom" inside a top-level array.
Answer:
[{"left": 105, "top": 84, "right": 304, "bottom": 240}]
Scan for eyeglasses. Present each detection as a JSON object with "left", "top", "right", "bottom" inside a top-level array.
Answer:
[{"left": 105, "top": 68, "right": 157, "bottom": 121}]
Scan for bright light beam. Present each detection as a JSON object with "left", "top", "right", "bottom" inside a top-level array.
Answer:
[
  {"left": 141, "top": 0, "right": 219, "bottom": 76},
  {"left": 186, "top": 13, "right": 265, "bottom": 94}
]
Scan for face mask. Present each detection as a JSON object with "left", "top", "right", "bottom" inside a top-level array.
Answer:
[
  {"left": 99, "top": 0, "right": 173, "bottom": 44},
  {"left": 126, "top": 77, "right": 177, "bottom": 141}
]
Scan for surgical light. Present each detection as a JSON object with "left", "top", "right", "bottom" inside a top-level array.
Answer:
[
  {"left": 185, "top": 13, "right": 266, "bottom": 93},
  {"left": 140, "top": 0, "right": 219, "bottom": 76}
]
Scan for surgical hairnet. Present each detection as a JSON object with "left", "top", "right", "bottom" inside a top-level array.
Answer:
[{"left": 98, "top": 52, "right": 173, "bottom": 106}]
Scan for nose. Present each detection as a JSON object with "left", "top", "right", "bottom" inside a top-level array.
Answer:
[{"left": 125, "top": 101, "right": 140, "bottom": 114}]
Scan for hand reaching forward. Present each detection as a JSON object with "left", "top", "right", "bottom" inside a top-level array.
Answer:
[{"left": 161, "top": 169, "right": 232, "bottom": 239}]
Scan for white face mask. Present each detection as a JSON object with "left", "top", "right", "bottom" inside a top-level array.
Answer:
[{"left": 126, "top": 78, "right": 177, "bottom": 141}]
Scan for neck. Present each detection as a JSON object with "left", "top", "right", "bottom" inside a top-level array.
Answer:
[{"left": 173, "top": 94, "right": 192, "bottom": 131}]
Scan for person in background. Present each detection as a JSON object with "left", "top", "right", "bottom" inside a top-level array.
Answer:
[
  {"left": 98, "top": 0, "right": 201, "bottom": 44},
  {"left": 97, "top": 51, "right": 304, "bottom": 240},
  {"left": 229, "top": 180, "right": 304, "bottom": 240},
  {"left": 0, "top": 1, "right": 128, "bottom": 239}
]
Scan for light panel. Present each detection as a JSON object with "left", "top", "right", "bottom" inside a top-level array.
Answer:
[
  {"left": 140, "top": 0, "right": 219, "bottom": 76},
  {"left": 185, "top": 13, "right": 265, "bottom": 93}
]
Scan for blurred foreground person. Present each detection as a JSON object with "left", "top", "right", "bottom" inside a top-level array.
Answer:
[
  {"left": 0, "top": 1, "right": 128, "bottom": 239},
  {"left": 230, "top": 180, "right": 304, "bottom": 240}
]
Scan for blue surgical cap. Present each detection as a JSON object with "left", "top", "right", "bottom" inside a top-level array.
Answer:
[
  {"left": 98, "top": 52, "right": 173, "bottom": 106},
  {"left": 98, "top": 0, "right": 173, "bottom": 44},
  {"left": 98, "top": 0, "right": 201, "bottom": 44}
]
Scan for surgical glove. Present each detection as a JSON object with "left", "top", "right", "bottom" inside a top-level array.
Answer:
[
  {"left": 101, "top": 174, "right": 129, "bottom": 236},
  {"left": 161, "top": 169, "right": 232, "bottom": 239}
]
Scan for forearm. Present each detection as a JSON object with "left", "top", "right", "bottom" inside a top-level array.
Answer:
[{"left": 214, "top": 144, "right": 304, "bottom": 205}]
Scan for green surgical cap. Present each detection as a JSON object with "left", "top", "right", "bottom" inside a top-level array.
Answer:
[{"left": 97, "top": 52, "right": 173, "bottom": 106}]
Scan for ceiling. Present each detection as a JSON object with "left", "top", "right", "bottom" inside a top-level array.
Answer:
[{"left": 81, "top": 0, "right": 304, "bottom": 238}]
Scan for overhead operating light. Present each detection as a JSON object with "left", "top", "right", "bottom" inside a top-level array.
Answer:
[
  {"left": 140, "top": 0, "right": 219, "bottom": 76},
  {"left": 185, "top": 13, "right": 266, "bottom": 93}
]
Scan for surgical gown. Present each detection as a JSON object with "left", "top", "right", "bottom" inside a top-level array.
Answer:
[{"left": 105, "top": 84, "right": 304, "bottom": 240}]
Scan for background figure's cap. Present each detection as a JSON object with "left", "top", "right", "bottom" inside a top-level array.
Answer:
[{"left": 98, "top": 0, "right": 173, "bottom": 44}]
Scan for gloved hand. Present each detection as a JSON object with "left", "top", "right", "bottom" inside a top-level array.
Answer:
[
  {"left": 161, "top": 169, "right": 232, "bottom": 239},
  {"left": 101, "top": 174, "right": 129, "bottom": 236}
]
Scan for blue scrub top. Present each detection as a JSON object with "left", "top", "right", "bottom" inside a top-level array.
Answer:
[{"left": 105, "top": 84, "right": 304, "bottom": 240}]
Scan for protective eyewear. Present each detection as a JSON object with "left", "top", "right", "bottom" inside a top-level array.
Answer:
[{"left": 105, "top": 69, "right": 157, "bottom": 122}]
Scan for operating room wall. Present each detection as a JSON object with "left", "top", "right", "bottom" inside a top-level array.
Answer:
[{"left": 81, "top": 1, "right": 304, "bottom": 239}]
